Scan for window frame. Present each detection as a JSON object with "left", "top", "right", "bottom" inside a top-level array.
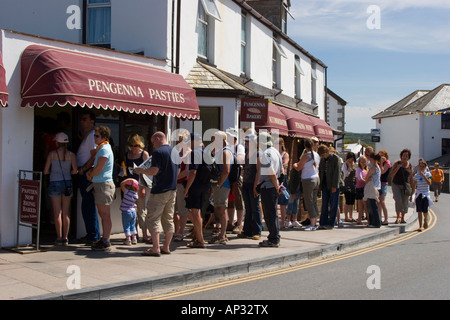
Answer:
[{"left": 85, "top": 0, "right": 112, "bottom": 48}]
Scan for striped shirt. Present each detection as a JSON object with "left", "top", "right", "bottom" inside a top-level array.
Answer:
[
  {"left": 120, "top": 190, "right": 138, "bottom": 211},
  {"left": 413, "top": 171, "right": 432, "bottom": 197}
]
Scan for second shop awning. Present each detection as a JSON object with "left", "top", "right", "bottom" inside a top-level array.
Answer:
[
  {"left": 0, "top": 52, "right": 7, "bottom": 107},
  {"left": 307, "top": 116, "right": 334, "bottom": 142},
  {"left": 20, "top": 45, "right": 199, "bottom": 119},
  {"left": 279, "top": 106, "right": 315, "bottom": 138},
  {"left": 254, "top": 103, "right": 289, "bottom": 136}
]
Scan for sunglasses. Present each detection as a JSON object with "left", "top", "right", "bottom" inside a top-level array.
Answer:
[
  {"left": 129, "top": 144, "right": 140, "bottom": 148},
  {"left": 94, "top": 134, "right": 101, "bottom": 138}
]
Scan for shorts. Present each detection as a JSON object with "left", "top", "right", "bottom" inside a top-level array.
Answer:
[
  {"left": 344, "top": 191, "right": 356, "bottom": 205},
  {"left": 227, "top": 179, "right": 244, "bottom": 210},
  {"left": 380, "top": 183, "right": 388, "bottom": 196},
  {"left": 146, "top": 190, "right": 176, "bottom": 233},
  {"left": 213, "top": 185, "right": 230, "bottom": 208},
  {"left": 92, "top": 180, "right": 116, "bottom": 205},
  {"left": 415, "top": 194, "right": 429, "bottom": 213},
  {"left": 48, "top": 180, "right": 73, "bottom": 197},
  {"left": 186, "top": 187, "right": 210, "bottom": 210},
  {"left": 355, "top": 187, "right": 364, "bottom": 200}
]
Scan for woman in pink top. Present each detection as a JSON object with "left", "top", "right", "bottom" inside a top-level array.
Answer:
[{"left": 355, "top": 156, "right": 368, "bottom": 225}]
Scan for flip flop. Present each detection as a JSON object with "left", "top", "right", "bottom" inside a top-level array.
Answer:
[
  {"left": 160, "top": 248, "right": 171, "bottom": 254},
  {"left": 141, "top": 249, "right": 160, "bottom": 257}
]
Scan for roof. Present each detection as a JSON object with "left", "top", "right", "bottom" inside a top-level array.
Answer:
[
  {"left": 185, "top": 62, "right": 254, "bottom": 94},
  {"left": 372, "top": 84, "right": 450, "bottom": 119}
]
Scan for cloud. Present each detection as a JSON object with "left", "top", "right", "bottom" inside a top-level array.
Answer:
[{"left": 289, "top": 0, "right": 450, "bottom": 54}]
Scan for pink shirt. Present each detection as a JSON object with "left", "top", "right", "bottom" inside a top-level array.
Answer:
[{"left": 356, "top": 167, "right": 367, "bottom": 188}]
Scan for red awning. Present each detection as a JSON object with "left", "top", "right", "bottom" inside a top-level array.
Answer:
[
  {"left": 279, "top": 107, "right": 315, "bottom": 138},
  {"left": 254, "top": 103, "right": 289, "bottom": 136},
  {"left": 307, "top": 116, "right": 334, "bottom": 142},
  {"left": 0, "top": 52, "right": 7, "bottom": 107},
  {"left": 20, "top": 45, "right": 199, "bottom": 119}
]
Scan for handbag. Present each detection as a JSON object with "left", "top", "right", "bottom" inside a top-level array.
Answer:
[
  {"left": 403, "top": 182, "right": 412, "bottom": 196},
  {"left": 57, "top": 151, "right": 73, "bottom": 197}
]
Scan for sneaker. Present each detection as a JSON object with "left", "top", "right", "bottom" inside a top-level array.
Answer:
[
  {"left": 91, "top": 238, "right": 111, "bottom": 251},
  {"left": 252, "top": 235, "right": 261, "bottom": 240},
  {"left": 284, "top": 221, "right": 291, "bottom": 228},
  {"left": 131, "top": 237, "right": 137, "bottom": 245},
  {"left": 292, "top": 221, "right": 303, "bottom": 228},
  {"left": 258, "top": 240, "right": 280, "bottom": 247},
  {"left": 123, "top": 239, "right": 132, "bottom": 246},
  {"left": 304, "top": 225, "right": 317, "bottom": 231}
]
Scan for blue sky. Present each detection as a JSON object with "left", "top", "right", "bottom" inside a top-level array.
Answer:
[{"left": 287, "top": 0, "right": 450, "bottom": 133}]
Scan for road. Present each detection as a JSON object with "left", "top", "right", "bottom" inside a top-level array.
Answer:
[{"left": 137, "top": 193, "right": 450, "bottom": 301}]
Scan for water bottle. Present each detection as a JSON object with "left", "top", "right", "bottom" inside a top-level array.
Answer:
[{"left": 280, "top": 185, "right": 290, "bottom": 200}]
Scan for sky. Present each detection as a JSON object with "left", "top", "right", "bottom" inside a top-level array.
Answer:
[{"left": 287, "top": 0, "right": 450, "bottom": 133}]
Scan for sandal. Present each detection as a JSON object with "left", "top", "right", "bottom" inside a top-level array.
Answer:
[
  {"left": 141, "top": 249, "right": 160, "bottom": 257},
  {"left": 187, "top": 240, "right": 206, "bottom": 248},
  {"left": 208, "top": 236, "right": 227, "bottom": 245}
]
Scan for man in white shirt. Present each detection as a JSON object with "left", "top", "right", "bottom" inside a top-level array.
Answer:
[{"left": 76, "top": 110, "right": 99, "bottom": 243}]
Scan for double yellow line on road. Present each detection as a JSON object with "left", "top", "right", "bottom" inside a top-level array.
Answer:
[{"left": 146, "top": 210, "right": 436, "bottom": 300}]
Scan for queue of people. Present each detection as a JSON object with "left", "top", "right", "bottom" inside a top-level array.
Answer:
[{"left": 43, "top": 115, "right": 442, "bottom": 250}]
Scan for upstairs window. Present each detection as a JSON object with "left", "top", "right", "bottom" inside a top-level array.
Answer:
[
  {"left": 197, "top": 0, "right": 221, "bottom": 60},
  {"left": 311, "top": 63, "right": 318, "bottom": 105},
  {"left": 86, "top": 0, "right": 111, "bottom": 48},
  {"left": 272, "top": 38, "right": 286, "bottom": 89},
  {"left": 241, "top": 12, "right": 247, "bottom": 75},
  {"left": 441, "top": 112, "right": 450, "bottom": 129},
  {"left": 294, "top": 55, "right": 304, "bottom": 100}
]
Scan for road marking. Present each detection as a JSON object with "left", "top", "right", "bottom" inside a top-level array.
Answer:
[{"left": 145, "top": 210, "right": 436, "bottom": 300}]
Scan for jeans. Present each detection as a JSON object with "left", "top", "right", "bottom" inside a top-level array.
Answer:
[
  {"left": 78, "top": 173, "right": 100, "bottom": 241},
  {"left": 287, "top": 191, "right": 301, "bottom": 216},
  {"left": 319, "top": 186, "right": 340, "bottom": 227},
  {"left": 242, "top": 182, "right": 262, "bottom": 236},
  {"left": 122, "top": 210, "right": 137, "bottom": 236},
  {"left": 260, "top": 187, "right": 280, "bottom": 244},
  {"left": 366, "top": 198, "right": 381, "bottom": 227}
]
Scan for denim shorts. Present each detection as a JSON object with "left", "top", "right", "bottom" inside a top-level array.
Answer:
[
  {"left": 48, "top": 180, "right": 73, "bottom": 197},
  {"left": 380, "top": 183, "right": 388, "bottom": 195}
]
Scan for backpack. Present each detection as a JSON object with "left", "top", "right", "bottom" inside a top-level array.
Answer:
[
  {"left": 228, "top": 146, "right": 242, "bottom": 184},
  {"left": 196, "top": 152, "right": 221, "bottom": 185}
]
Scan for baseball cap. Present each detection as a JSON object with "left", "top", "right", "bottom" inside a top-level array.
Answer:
[
  {"left": 126, "top": 179, "right": 139, "bottom": 191},
  {"left": 54, "top": 132, "right": 69, "bottom": 143}
]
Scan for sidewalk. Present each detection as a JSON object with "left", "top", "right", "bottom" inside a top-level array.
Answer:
[{"left": 0, "top": 190, "right": 417, "bottom": 300}]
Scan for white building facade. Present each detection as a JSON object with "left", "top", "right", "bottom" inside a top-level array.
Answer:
[
  {"left": 0, "top": 0, "right": 335, "bottom": 247},
  {"left": 372, "top": 84, "right": 450, "bottom": 167}
]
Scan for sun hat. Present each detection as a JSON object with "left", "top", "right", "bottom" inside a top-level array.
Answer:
[{"left": 126, "top": 179, "right": 139, "bottom": 191}]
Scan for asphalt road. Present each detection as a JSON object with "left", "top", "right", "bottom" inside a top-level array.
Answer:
[{"left": 145, "top": 193, "right": 450, "bottom": 301}]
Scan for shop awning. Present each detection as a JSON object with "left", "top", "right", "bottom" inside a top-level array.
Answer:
[
  {"left": 307, "top": 116, "right": 334, "bottom": 142},
  {"left": 0, "top": 52, "right": 7, "bottom": 107},
  {"left": 254, "top": 103, "right": 289, "bottom": 136},
  {"left": 279, "top": 106, "right": 315, "bottom": 138},
  {"left": 20, "top": 45, "right": 200, "bottom": 119}
]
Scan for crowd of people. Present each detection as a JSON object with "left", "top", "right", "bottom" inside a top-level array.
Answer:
[{"left": 43, "top": 111, "right": 445, "bottom": 252}]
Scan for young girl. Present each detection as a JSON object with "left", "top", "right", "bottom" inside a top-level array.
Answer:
[
  {"left": 363, "top": 153, "right": 381, "bottom": 228},
  {"left": 120, "top": 178, "right": 139, "bottom": 245},
  {"left": 43, "top": 132, "right": 78, "bottom": 246},
  {"left": 412, "top": 161, "right": 432, "bottom": 231},
  {"left": 355, "top": 156, "right": 368, "bottom": 225}
]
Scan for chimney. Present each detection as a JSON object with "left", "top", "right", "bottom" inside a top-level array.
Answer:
[{"left": 246, "top": 0, "right": 291, "bottom": 33}]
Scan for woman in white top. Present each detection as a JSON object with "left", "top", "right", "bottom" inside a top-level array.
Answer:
[
  {"left": 362, "top": 152, "right": 381, "bottom": 228},
  {"left": 294, "top": 138, "right": 320, "bottom": 230}
]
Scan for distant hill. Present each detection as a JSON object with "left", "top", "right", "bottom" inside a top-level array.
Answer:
[{"left": 344, "top": 132, "right": 374, "bottom": 148}]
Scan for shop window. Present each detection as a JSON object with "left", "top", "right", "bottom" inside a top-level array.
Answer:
[
  {"left": 86, "top": 0, "right": 111, "bottom": 48},
  {"left": 199, "top": 106, "right": 221, "bottom": 144}
]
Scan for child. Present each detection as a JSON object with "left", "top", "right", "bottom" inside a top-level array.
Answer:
[
  {"left": 412, "top": 161, "right": 432, "bottom": 232},
  {"left": 120, "top": 178, "right": 139, "bottom": 245}
]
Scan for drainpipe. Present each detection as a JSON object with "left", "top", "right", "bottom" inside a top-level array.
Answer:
[{"left": 175, "top": 0, "right": 181, "bottom": 74}]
